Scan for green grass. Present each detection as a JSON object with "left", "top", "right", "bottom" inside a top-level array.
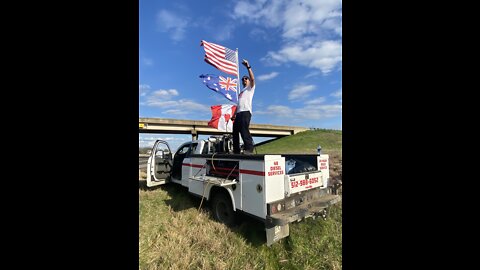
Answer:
[
  {"left": 139, "top": 129, "right": 342, "bottom": 269},
  {"left": 255, "top": 129, "right": 342, "bottom": 156}
]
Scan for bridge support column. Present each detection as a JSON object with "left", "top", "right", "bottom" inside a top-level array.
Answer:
[{"left": 191, "top": 130, "right": 198, "bottom": 141}]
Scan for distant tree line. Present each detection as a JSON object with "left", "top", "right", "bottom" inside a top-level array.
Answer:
[
  {"left": 309, "top": 127, "right": 342, "bottom": 131},
  {"left": 139, "top": 147, "right": 151, "bottom": 154}
]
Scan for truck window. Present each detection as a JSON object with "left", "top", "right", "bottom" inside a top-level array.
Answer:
[
  {"left": 177, "top": 145, "right": 190, "bottom": 155},
  {"left": 155, "top": 149, "right": 164, "bottom": 158},
  {"left": 176, "top": 142, "right": 198, "bottom": 157},
  {"left": 202, "top": 142, "right": 209, "bottom": 154},
  {"left": 190, "top": 143, "right": 198, "bottom": 155}
]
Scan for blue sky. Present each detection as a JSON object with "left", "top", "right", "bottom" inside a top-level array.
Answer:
[{"left": 139, "top": 0, "right": 342, "bottom": 150}]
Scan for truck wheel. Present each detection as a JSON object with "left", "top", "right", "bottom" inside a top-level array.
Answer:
[{"left": 212, "top": 193, "right": 236, "bottom": 226}]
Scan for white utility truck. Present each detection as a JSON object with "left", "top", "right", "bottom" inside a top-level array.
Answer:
[{"left": 146, "top": 135, "right": 341, "bottom": 245}]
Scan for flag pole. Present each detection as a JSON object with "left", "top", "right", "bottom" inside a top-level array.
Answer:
[
  {"left": 236, "top": 48, "right": 240, "bottom": 104},
  {"left": 229, "top": 48, "right": 240, "bottom": 133}
]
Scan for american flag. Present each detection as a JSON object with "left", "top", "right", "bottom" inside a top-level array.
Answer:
[{"left": 201, "top": 40, "right": 238, "bottom": 77}]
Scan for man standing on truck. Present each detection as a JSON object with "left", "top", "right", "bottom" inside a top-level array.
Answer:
[{"left": 232, "top": 59, "right": 255, "bottom": 154}]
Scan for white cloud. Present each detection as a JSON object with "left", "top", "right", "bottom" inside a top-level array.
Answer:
[
  {"left": 295, "top": 104, "right": 342, "bottom": 119},
  {"left": 163, "top": 109, "right": 187, "bottom": 115},
  {"left": 257, "top": 72, "right": 279, "bottom": 81},
  {"left": 174, "top": 100, "right": 209, "bottom": 112},
  {"left": 258, "top": 105, "right": 294, "bottom": 118},
  {"left": 330, "top": 88, "right": 342, "bottom": 98},
  {"left": 143, "top": 58, "right": 153, "bottom": 66},
  {"left": 143, "top": 87, "right": 209, "bottom": 116},
  {"left": 282, "top": 0, "right": 342, "bottom": 39},
  {"left": 146, "top": 99, "right": 178, "bottom": 107},
  {"left": 256, "top": 103, "right": 342, "bottom": 122},
  {"left": 156, "top": 10, "right": 189, "bottom": 41},
  {"left": 263, "top": 40, "right": 342, "bottom": 74},
  {"left": 139, "top": 134, "right": 190, "bottom": 149},
  {"left": 139, "top": 135, "right": 185, "bottom": 143},
  {"left": 323, "top": 16, "right": 342, "bottom": 37},
  {"left": 233, "top": 0, "right": 342, "bottom": 37},
  {"left": 139, "top": 84, "right": 151, "bottom": 96},
  {"left": 288, "top": 84, "right": 316, "bottom": 100},
  {"left": 146, "top": 97, "right": 209, "bottom": 114},
  {"left": 214, "top": 23, "right": 236, "bottom": 41},
  {"left": 305, "top": 71, "right": 321, "bottom": 78},
  {"left": 249, "top": 28, "right": 270, "bottom": 41},
  {"left": 152, "top": 89, "right": 179, "bottom": 99},
  {"left": 233, "top": 0, "right": 285, "bottom": 28},
  {"left": 233, "top": 0, "right": 342, "bottom": 74},
  {"left": 305, "top": 97, "right": 326, "bottom": 105}
]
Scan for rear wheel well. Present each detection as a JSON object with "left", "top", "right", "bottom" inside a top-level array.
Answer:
[
  {"left": 209, "top": 186, "right": 228, "bottom": 202},
  {"left": 209, "top": 187, "right": 237, "bottom": 226}
]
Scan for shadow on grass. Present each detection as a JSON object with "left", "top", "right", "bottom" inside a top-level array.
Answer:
[
  {"left": 163, "top": 183, "right": 203, "bottom": 212},
  {"left": 230, "top": 213, "right": 267, "bottom": 247},
  {"left": 139, "top": 180, "right": 268, "bottom": 246},
  {"left": 139, "top": 179, "right": 161, "bottom": 191},
  {"left": 139, "top": 180, "right": 202, "bottom": 211}
]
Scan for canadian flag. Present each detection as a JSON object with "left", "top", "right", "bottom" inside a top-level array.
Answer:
[{"left": 208, "top": 105, "right": 237, "bottom": 132}]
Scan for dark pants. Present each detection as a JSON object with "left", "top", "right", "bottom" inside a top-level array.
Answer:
[{"left": 233, "top": 111, "right": 254, "bottom": 153}]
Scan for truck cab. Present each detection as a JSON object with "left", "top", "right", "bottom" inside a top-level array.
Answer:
[{"left": 146, "top": 136, "right": 231, "bottom": 187}]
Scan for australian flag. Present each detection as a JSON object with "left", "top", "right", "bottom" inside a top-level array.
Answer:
[{"left": 199, "top": 74, "right": 238, "bottom": 103}]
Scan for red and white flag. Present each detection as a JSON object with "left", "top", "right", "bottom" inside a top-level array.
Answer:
[
  {"left": 208, "top": 104, "right": 237, "bottom": 132},
  {"left": 201, "top": 40, "right": 238, "bottom": 77}
]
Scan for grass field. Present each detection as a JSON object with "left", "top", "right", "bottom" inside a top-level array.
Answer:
[
  {"left": 255, "top": 129, "right": 342, "bottom": 155},
  {"left": 139, "top": 129, "right": 342, "bottom": 269}
]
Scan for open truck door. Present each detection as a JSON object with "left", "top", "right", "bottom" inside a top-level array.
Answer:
[{"left": 146, "top": 140, "right": 173, "bottom": 187}]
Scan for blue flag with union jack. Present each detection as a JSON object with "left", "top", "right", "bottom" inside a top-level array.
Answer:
[{"left": 199, "top": 74, "right": 238, "bottom": 103}]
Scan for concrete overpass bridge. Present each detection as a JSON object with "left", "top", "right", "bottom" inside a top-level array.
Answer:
[{"left": 139, "top": 118, "right": 308, "bottom": 140}]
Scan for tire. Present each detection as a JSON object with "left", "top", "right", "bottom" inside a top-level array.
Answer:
[{"left": 212, "top": 192, "right": 236, "bottom": 226}]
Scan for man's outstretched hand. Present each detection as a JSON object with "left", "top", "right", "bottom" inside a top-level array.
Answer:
[{"left": 242, "top": 59, "right": 249, "bottom": 68}]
